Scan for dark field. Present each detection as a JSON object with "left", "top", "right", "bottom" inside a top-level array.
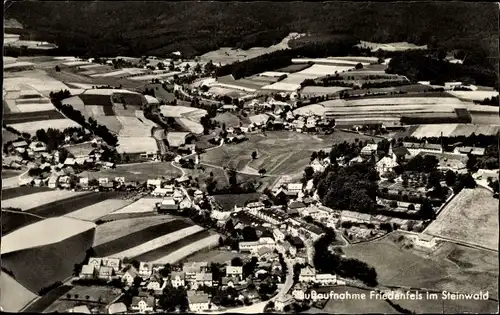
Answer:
[
  {"left": 3, "top": 110, "right": 64, "bottom": 124},
  {"left": 213, "top": 193, "right": 261, "bottom": 211},
  {"left": 92, "top": 219, "right": 192, "bottom": 257},
  {"left": 22, "top": 285, "right": 72, "bottom": 313},
  {"left": 2, "top": 186, "right": 52, "bottom": 200},
  {"left": 132, "top": 230, "right": 211, "bottom": 262},
  {"left": 1, "top": 211, "right": 44, "bottom": 236}
]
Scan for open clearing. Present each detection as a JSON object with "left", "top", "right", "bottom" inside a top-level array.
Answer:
[
  {"left": 201, "top": 131, "right": 378, "bottom": 175},
  {"left": 108, "top": 225, "right": 205, "bottom": 259},
  {"left": 0, "top": 272, "right": 38, "bottom": 312},
  {"left": 7, "top": 118, "right": 82, "bottom": 135},
  {"left": 321, "top": 286, "right": 395, "bottom": 314},
  {"left": 93, "top": 216, "right": 176, "bottom": 246},
  {"left": 449, "top": 90, "right": 499, "bottom": 101},
  {"left": 424, "top": 188, "right": 498, "bottom": 250},
  {"left": 93, "top": 219, "right": 192, "bottom": 257},
  {"left": 2, "top": 217, "right": 96, "bottom": 254},
  {"left": 64, "top": 199, "right": 133, "bottom": 221},
  {"left": 342, "top": 234, "right": 498, "bottom": 298},
  {"left": 109, "top": 197, "right": 160, "bottom": 215},
  {"left": 182, "top": 249, "right": 247, "bottom": 265},
  {"left": 80, "top": 162, "right": 183, "bottom": 182},
  {"left": 2, "top": 190, "right": 90, "bottom": 211}
]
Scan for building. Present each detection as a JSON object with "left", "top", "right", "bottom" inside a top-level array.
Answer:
[
  {"left": 315, "top": 274, "right": 337, "bottom": 286},
  {"left": 453, "top": 146, "right": 486, "bottom": 156},
  {"left": 376, "top": 156, "right": 399, "bottom": 175},
  {"left": 102, "top": 258, "right": 121, "bottom": 271},
  {"left": 273, "top": 228, "right": 286, "bottom": 242},
  {"left": 88, "top": 257, "right": 102, "bottom": 269},
  {"left": 239, "top": 237, "right": 276, "bottom": 253},
  {"left": 221, "top": 276, "right": 239, "bottom": 289},
  {"left": 122, "top": 266, "right": 139, "bottom": 286},
  {"left": 275, "top": 294, "right": 294, "bottom": 311},
  {"left": 410, "top": 234, "right": 437, "bottom": 249},
  {"left": 48, "top": 176, "right": 59, "bottom": 189},
  {"left": 79, "top": 264, "right": 96, "bottom": 279},
  {"left": 226, "top": 266, "right": 243, "bottom": 279},
  {"left": 108, "top": 302, "right": 127, "bottom": 314},
  {"left": 246, "top": 201, "right": 265, "bottom": 214},
  {"left": 139, "top": 262, "right": 153, "bottom": 278},
  {"left": 130, "top": 296, "right": 155, "bottom": 313},
  {"left": 152, "top": 187, "right": 170, "bottom": 197},
  {"left": 289, "top": 201, "right": 307, "bottom": 213},
  {"left": 403, "top": 142, "right": 443, "bottom": 156},
  {"left": 287, "top": 183, "right": 303, "bottom": 195},
  {"left": 194, "top": 273, "right": 213, "bottom": 289},
  {"left": 183, "top": 262, "right": 209, "bottom": 279},
  {"left": 254, "top": 208, "right": 289, "bottom": 225},
  {"left": 360, "top": 143, "right": 378, "bottom": 156},
  {"left": 299, "top": 266, "right": 316, "bottom": 283},
  {"left": 157, "top": 198, "right": 178, "bottom": 212},
  {"left": 98, "top": 266, "right": 114, "bottom": 280},
  {"left": 171, "top": 271, "right": 186, "bottom": 288},
  {"left": 187, "top": 292, "right": 210, "bottom": 312}
]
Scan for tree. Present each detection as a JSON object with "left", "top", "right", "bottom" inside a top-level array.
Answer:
[
  {"left": 303, "top": 166, "right": 315, "bottom": 182},
  {"left": 408, "top": 204, "right": 415, "bottom": 211},
  {"left": 419, "top": 199, "right": 435, "bottom": 220},
  {"left": 231, "top": 257, "right": 243, "bottom": 266},
  {"left": 355, "top": 63, "right": 363, "bottom": 69},
  {"left": 310, "top": 151, "right": 318, "bottom": 162},
  {"left": 55, "top": 65, "right": 61, "bottom": 72},
  {"left": 66, "top": 293, "right": 72, "bottom": 300},
  {"left": 242, "top": 226, "right": 258, "bottom": 241},
  {"left": 259, "top": 168, "right": 267, "bottom": 177},
  {"left": 251, "top": 151, "right": 258, "bottom": 160},
  {"left": 445, "top": 170, "right": 457, "bottom": 187},
  {"left": 85, "top": 295, "right": 90, "bottom": 301}
]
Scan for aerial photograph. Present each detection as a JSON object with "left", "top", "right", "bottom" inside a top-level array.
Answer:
[{"left": 1, "top": 1, "right": 499, "bottom": 314}]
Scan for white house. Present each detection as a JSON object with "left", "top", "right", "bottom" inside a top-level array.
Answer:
[
  {"left": 239, "top": 237, "right": 276, "bottom": 253},
  {"left": 287, "top": 183, "right": 303, "bottom": 195},
  {"left": 410, "top": 234, "right": 437, "bottom": 249},
  {"left": 147, "top": 179, "right": 162, "bottom": 188},
  {"left": 246, "top": 201, "right": 265, "bottom": 214},
  {"left": 299, "top": 266, "right": 316, "bottom": 283},
  {"left": 273, "top": 228, "right": 286, "bottom": 242},
  {"left": 226, "top": 266, "right": 243, "bottom": 279},
  {"left": 194, "top": 272, "right": 213, "bottom": 289},
  {"left": 79, "top": 264, "right": 96, "bottom": 279},
  {"left": 139, "top": 262, "right": 153, "bottom": 278},
  {"left": 121, "top": 266, "right": 139, "bottom": 286},
  {"left": 170, "top": 271, "right": 186, "bottom": 288},
  {"left": 130, "top": 296, "right": 155, "bottom": 313},
  {"left": 360, "top": 143, "right": 378, "bottom": 156},
  {"left": 88, "top": 257, "right": 102, "bottom": 270},
  {"left": 315, "top": 274, "right": 337, "bottom": 286},
  {"left": 376, "top": 156, "right": 399, "bottom": 175}
]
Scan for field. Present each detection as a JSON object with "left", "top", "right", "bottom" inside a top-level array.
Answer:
[
  {"left": 200, "top": 131, "right": 378, "bottom": 176},
  {"left": 3, "top": 110, "right": 64, "bottom": 124},
  {"left": 358, "top": 40, "right": 428, "bottom": 52},
  {"left": 342, "top": 234, "right": 498, "bottom": 299},
  {"left": 108, "top": 197, "right": 160, "bottom": 215},
  {"left": 2, "top": 186, "right": 52, "bottom": 200},
  {"left": 2, "top": 127, "right": 20, "bottom": 144},
  {"left": 92, "top": 219, "right": 192, "bottom": 257},
  {"left": 320, "top": 286, "right": 395, "bottom": 314},
  {"left": 64, "top": 199, "right": 133, "bottom": 221},
  {"left": 1, "top": 211, "right": 44, "bottom": 236},
  {"left": 2, "top": 217, "right": 96, "bottom": 254},
  {"left": 182, "top": 249, "right": 247, "bottom": 265},
  {"left": 6, "top": 118, "right": 82, "bottom": 135},
  {"left": 2, "top": 190, "right": 90, "bottom": 210},
  {"left": 44, "top": 285, "right": 121, "bottom": 313},
  {"left": 448, "top": 90, "right": 499, "bottom": 101},
  {"left": 1, "top": 228, "right": 95, "bottom": 294},
  {"left": 275, "top": 63, "right": 312, "bottom": 73},
  {"left": 80, "top": 162, "right": 183, "bottom": 182},
  {"left": 0, "top": 272, "right": 38, "bottom": 312},
  {"left": 22, "top": 285, "right": 73, "bottom": 313},
  {"left": 424, "top": 188, "right": 498, "bottom": 250},
  {"left": 300, "top": 86, "right": 351, "bottom": 97},
  {"left": 109, "top": 225, "right": 205, "bottom": 259},
  {"left": 213, "top": 193, "right": 261, "bottom": 211},
  {"left": 411, "top": 124, "right": 500, "bottom": 138}
]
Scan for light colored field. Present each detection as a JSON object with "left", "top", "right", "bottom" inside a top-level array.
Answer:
[
  {"left": 358, "top": 40, "right": 428, "bottom": 52},
  {"left": 410, "top": 124, "right": 459, "bottom": 138},
  {"left": 128, "top": 72, "right": 181, "bottom": 81},
  {"left": 2, "top": 190, "right": 88, "bottom": 211},
  {"left": 109, "top": 225, "right": 205, "bottom": 259},
  {"left": 297, "top": 64, "right": 354, "bottom": 76},
  {"left": 328, "top": 56, "right": 379, "bottom": 63},
  {"left": 86, "top": 105, "right": 106, "bottom": 117},
  {"left": 2, "top": 217, "right": 96, "bottom": 254},
  {"left": 93, "top": 216, "right": 176, "bottom": 246},
  {"left": 150, "top": 234, "right": 220, "bottom": 264},
  {"left": 78, "top": 64, "right": 106, "bottom": 69},
  {"left": 90, "top": 70, "right": 127, "bottom": 77},
  {"left": 0, "top": 272, "right": 38, "bottom": 312},
  {"left": 110, "top": 197, "right": 161, "bottom": 215},
  {"left": 425, "top": 188, "right": 498, "bottom": 250},
  {"left": 293, "top": 104, "right": 327, "bottom": 116},
  {"left": 16, "top": 102, "right": 54, "bottom": 113},
  {"left": 3, "top": 70, "right": 70, "bottom": 96},
  {"left": 66, "top": 82, "right": 95, "bottom": 89},
  {"left": 116, "top": 116, "right": 154, "bottom": 137},
  {"left": 183, "top": 249, "right": 247, "bottom": 264},
  {"left": 292, "top": 58, "right": 368, "bottom": 66},
  {"left": 64, "top": 199, "right": 133, "bottom": 221},
  {"left": 63, "top": 61, "right": 91, "bottom": 67},
  {"left": 301, "top": 86, "right": 351, "bottom": 96},
  {"left": 116, "top": 136, "right": 158, "bottom": 154},
  {"left": 208, "top": 86, "right": 245, "bottom": 96},
  {"left": 261, "top": 82, "right": 301, "bottom": 91},
  {"left": 159, "top": 105, "right": 207, "bottom": 118},
  {"left": 176, "top": 117, "right": 204, "bottom": 134},
  {"left": 212, "top": 82, "right": 256, "bottom": 93},
  {"left": 259, "top": 71, "right": 289, "bottom": 77},
  {"left": 80, "top": 162, "right": 182, "bottom": 182},
  {"left": 449, "top": 91, "right": 499, "bottom": 101},
  {"left": 8, "top": 119, "right": 81, "bottom": 135},
  {"left": 343, "top": 97, "right": 464, "bottom": 106}
]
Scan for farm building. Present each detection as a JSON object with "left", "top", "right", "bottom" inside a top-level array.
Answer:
[{"left": 403, "top": 142, "right": 443, "bottom": 156}]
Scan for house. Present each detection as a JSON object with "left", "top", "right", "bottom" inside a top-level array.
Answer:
[
  {"left": 64, "top": 157, "right": 76, "bottom": 166},
  {"left": 11, "top": 140, "right": 28, "bottom": 148},
  {"left": 194, "top": 273, "right": 213, "bottom": 288},
  {"left": 183, "top": 262, "right": 209, "bottom": 278},
  {"left": 173, "top": 190, "right": 184, "bottom": 202},
  {"left": 179, "top": 198, "right": 192, "bottom": 210},
  {"left": 410, "top": 234, "right": 437, "bottom": 249},
  {"left": 88, "top": 257, "right": 102, "bottom": 269},
  {"left": 226, "top": 266, "right": 243, "bottom": 279},
  {"left": 194, "top": 189, "right": 204, "bottom": 199},
  {"left": 187, "top": 292, "right": 210, "bottom": 312},
  {"left": 299, "top": 266, "right": 316, "bottom": 283},
  {"left": 147, "top": 179, "right": 162, "bottom": 188},
  {"left": 79, "top": 177, "right": 89, "bottom": 189},
  {"left": 257, "top": 246, "right": 274, "bottom": 258},
  {"left": 376, "top": 156, "right": 399, "bottom": 175},
  {"left": 239, "top": 237, "right": 276, "bottom": 253},
  {"left": 392, "top": 146, "right": 412, "bottom": 161},
  {"left": 349, "top": 156, "right": 365, "bottom": 165},
  {"left": 289, "top": 201, "right": 307, "bottom": 213},
  {"left": 360, "top": 143, "right": 378, "bottom": 156},
  {"left": 221, "top": 276, "right": 239, "bottom": 289},
  {"left": 48, "top": 176, "right": 59, "bottom": 189},
  {"left": 170, "top": 271, "right": 186, "bottom": 288},
  {"left": 291, "top": 283, "right": 308, "bottom": 301},
  {"left": 273, "top": 229, "right": 286, "bottom": 242},
  {"left": 29, "top": 141, "right": 47, "bottom": 152},
  {"left": 454, "top": 146, "right": 486, "bottom": 156},
  {"left": 108, "top": 302, "right": 127, "bottom": 314},
  {"left": 403, "top": 142, "right": 443, "bottom": 155},
  {"left": 79, "top": 264, "right": 96, "bottom": 279},
  {"left": 130, "top": 296, "right": 155, "bottom": 313},
  {"left": 102, "top": 257, "right": 121, "bottom": 271},
  {"left": 315, "top": 273, "right": 337, "bottom": 286},
  {"left": 287, "top": 183, "right": 303, "bottom": 195},
  {"left": 98, "top": 266, "right": 114, "bottom": 280},
  {"left": 275, "top": 294, "right": 295, "bottom": 311},
  {"left": 254, "top": 208, "right": 289, "bottom": 225},
  {"left": 152, "top": 187, "right": 170, "bottom": 197},
  {"left": 158, "top": 198, "right": 178, "bottom": 212},
  {"left": 146, "top": 275, "right": 164, "bottom": 291},
  {"left": 246, "top": 201, "right": 265, "bottom": 214},
  {"left": 139, "top": 262, "right": 153, "bottom": 278},
  {"left": 122, "top": 266, "right": 139, "bottom": 286}
]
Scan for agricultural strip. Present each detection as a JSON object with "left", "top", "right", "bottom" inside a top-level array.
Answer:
[
  {"left": 108, "top": 197, "right": 161, "bottom": 215},
  {"left": 0, "top": 272, "right": 38, "bottom": 312},
  {"left": 22, "top": 285, "right": 72, "bottom": 313},
  {"left": 64, "top": 199, "right": 133, "bottom": 221},
  {"left": 2, "top": 190, "right": 90, "bottom": 211},
  {"left": 149, "top": 233, "right": 220, "bottom": 264},
  {"left": 1, "top": 186, "right": 53, "bottom": 200},
  {"left": 3, "top": 110, "right": 64, "bottom": 124},
  {"left": 92, "top": 219, "right": 192, "bottom": 257},
  {"left": 1, "top": 228, "right": 95, "bottom": 294},
  {"left": 109, "top": 225, "right": 205, "bottom": 259},
  {"left": 1, "top": 210, "right": 45, "bottom": 236},
  {"left": 132, "top": 230, "right": 211, "bottom": 262},
  {"left": 424, "top": 188, "right": 499, "bottom": 250}
]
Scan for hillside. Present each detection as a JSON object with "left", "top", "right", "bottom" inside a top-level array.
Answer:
[{"left": 5, "top": 2, "right": 498, "bottom": 65}]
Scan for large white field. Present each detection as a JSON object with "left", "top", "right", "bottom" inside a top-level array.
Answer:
[
  {"left": 292, "top": 58, "right": 369, "bottom": 66},
  {"left": 176, "top": 118, "right": 204, "bottom": 134},
  {"left": 412, "top": 124, "right": 460, "bottom": 138},
  {"left": 8, "top": 119, "right": 82, "bottom": 135},
  {"left": 0, "top": 273, "right": 38, "bottom": 312},
  {"left": 301, "top": 86, "right": 351, "bottom": 96},
  {"left": 1, "top": 217, "right": 96, "bottom": 254},
  {"left": 293, "top": 104, "right": 327, "bottom": 116},
  {"left": 2, "top": 190, "right": 89, "bottom": 211},
  {"left": 3, "top": 71, "right": 70, "bottom": 95},
  {"left": 159, "top": 105, "right": 207, "bottom": 119},
  {"left": 297, "top": 64, "right": 355, "bottom": 76},
  {"left": 344, "top": 97, "right": 465, "bottom": 106},
  {"left": 110, "top": 198, "right": 161, "bottom": 215},
  {"left": 150, "top": 234, "right": 220, "bottom": 264},
  {"left": 261, "top": 82, "right": 301, "bottom": 92},
  {"left": 15, "top": 102, "right": 54, "bottom": 113},
  {"left": 116, "top": 116, "right": 154, "bottom": 137},
  {"left": 259, "top": 71, "right": 289, "bottom": 77},
  {"left": 65, "top": 199, "right": 133, "bottom": 221},
  {"left": 116, "top": 136, "right": 158, "bottom": 154},
  {"left": 109, "top": 225, "right": 205, "bottom": 259},
  {"left": 358, "top": 41, "right": 428, "bottom": 52}
]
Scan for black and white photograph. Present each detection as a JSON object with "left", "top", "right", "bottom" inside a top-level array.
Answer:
[{"left": 1, "top": 1, "right": 499, "bottom": 314}]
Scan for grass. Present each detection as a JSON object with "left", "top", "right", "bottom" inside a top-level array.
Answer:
[
  {"left": 8, "top": 119, "right": 82, "bottom": 135},
  {"left": 0, "top": 272, "right": 38, "bottom": 312},
  {"left": 1, "top": 228, "right": 95, "bottom": 294},
  {"left": 149, "top": 233, "right": 220, "bottom": 264},
  {"left": 275, "top": 63, "right": 312, "bottom": 73},
  {"left": 1, "top": 186, "right": 52, "bottom": 200},
  {"left": 22, "top": 285, "right": 73, "bottom": 313},
  {"left": 3, "top": 110, "right": 64, "bottom": 124},
  {"left": 201, "top": 131, "right": 377, "bottom": 176},
  {"left": 133, "top": 230, "right": 211, "bottom": 262},
  {"left": 92, "top": 219, "right": 192, "bottom": 257},
  {"left": 321, "top": 286, "right": 396, "bottom": 314},
  {"left": 213, "top": 193, "right": 261, "bottom": 211},
  {"left": 107, "top": 197, "right": 160, "bottom": 215},
  {"left": 2, "top": 127, "right": 20, "bottom": 144},
  {"left": 111, "top": 225, "right": 205, "bottom": 259},
  {"left": 182, "top": 249, "right": 247, "bottom": 265},
  {"left": 80, "top": 162, "right": 183, "bottom": 182},
  {"left": 44, "top": 285, "right": 121, "bottom": 313},
  {"left": 411, "top": 124, "right": 459, "bottom": 138},
  {"left": 424, "top": 188, "right": 498, "bottom": 250},
  {"left": 64, "top": 199, "right": 133, "bottom": 221},
  {"left": 343, "top": 233, "right": 498, "bottom": 299},
  {"left": 1, "top": 211, "right": 44, "bottom": 236}
]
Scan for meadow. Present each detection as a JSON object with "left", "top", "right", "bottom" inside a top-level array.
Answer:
[{"left": 80, "top": 162, "right": 183, "bottom": 182}]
